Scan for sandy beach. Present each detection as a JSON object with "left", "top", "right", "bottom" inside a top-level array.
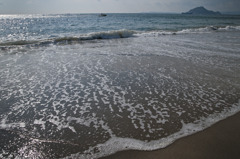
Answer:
[{"left": 101, "top": 111, "right": 240, "bottom": 159}]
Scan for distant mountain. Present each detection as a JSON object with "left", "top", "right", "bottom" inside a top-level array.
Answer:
[{"left": 182, "top": 6, "right": 221, "bottom": 15}]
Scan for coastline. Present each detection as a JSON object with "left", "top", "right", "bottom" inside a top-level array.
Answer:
[{"left": 101, "top": 111, "right": 240, "bottom": 159}]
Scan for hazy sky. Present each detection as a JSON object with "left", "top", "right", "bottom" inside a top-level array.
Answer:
[{"left": 0, "top": 0, "right": 240, "bottom": 14}]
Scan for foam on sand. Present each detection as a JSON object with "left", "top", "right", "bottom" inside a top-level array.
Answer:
[
  {"left": 66, "top": 100, "right": 240, "bottom": 159},
  {"left": 0, "top": 28, "right": 240, "bottom": 159}
]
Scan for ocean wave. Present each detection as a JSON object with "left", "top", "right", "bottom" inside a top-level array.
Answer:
[
  {"left": 218, "top": 25, "right": 240, "bottom": 31},
  {"left": 135, "top": 25, "right": 240, "bottom": 38},
  {"left": 0, "top": 26, "right": 239, "bottom": 50},
  {"left": 136, "top": 30, "right": 176, "bottom": 37},
  {"left": 177, "top": 25, "right": 240, "bottom": 34},
  {"left": 86, "top": 29, "right": 136, "bottom": 39},
  {"left": 0, "top": 29, "right": 136, "bottom": 48}
]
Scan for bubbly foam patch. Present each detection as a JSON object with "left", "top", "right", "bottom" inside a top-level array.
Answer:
[
  {"left": 0, "top": 31, "right": 240, "bottom": 158},
  {"left": 66, "top": 100, "right": 240, "bottom": 159}
]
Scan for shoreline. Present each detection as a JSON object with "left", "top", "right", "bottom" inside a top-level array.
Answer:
[{"left": 101, "top": 111, "right": 240, "bottom": 159}]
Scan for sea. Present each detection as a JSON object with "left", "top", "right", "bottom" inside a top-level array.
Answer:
[{"left": 0, "top": 13, "right": 240, "bottom": 158}]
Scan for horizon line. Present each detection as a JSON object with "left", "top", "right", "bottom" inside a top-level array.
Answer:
[{"left": 0, "top": 11, "right": 240, "bottom": 15}]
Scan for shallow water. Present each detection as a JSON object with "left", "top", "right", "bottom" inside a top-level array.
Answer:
[{"left": 0, "top": 14, "right": 240, "bottom": 158}]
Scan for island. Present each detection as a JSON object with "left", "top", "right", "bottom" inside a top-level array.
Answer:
[{"left": 182, "top": 6, "right": 221, "bottom": 15}]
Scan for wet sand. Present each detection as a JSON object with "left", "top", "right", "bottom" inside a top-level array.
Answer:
[{"left": 101, "top": 111, "right": 240, "bottom": 159}]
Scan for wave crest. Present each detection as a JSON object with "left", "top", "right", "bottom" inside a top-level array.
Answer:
[
  {"left": 0, "top": 26, "right": 239, "bottom": 50},
  {"left": 177, "top": 25, "right": 240, "bottom": 34},
  {"left": 0, "top": 29, "right": 136, "bottom": 48},
  {"left": 86, "top": 29, "right": 136, "bottom": 40},
  {"left": 136, "top": 25, "right": 240, "bottom": 38}
]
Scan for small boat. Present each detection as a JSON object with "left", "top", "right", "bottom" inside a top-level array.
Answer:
[{"left": 99, "top": 13, "right": 107, "bottom": 17}]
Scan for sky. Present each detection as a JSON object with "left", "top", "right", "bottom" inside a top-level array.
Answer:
[{"left": 0, "top": 0, "right": 240, "bottom": 14}]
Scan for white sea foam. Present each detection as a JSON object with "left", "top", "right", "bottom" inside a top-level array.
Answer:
[
  {"left": 0, "top": 29, "right": 136, "bottom": 47},
  {"left": 1, "top": 28, "right": 240, "bottom": 159},
  {"left": 1, "top": 25, "right": 240, "bottom": 49},
  {"left": 218, "top": 25, "right": 240, "bottom": 31},
  {"left": 135, "top": 25, "right": 240, "bottom": 38},
  {"left": 136, "top": 31, "right": 176, "bottom": 37},
  {"left": 66, "top": 100, "right": 240, "bottom": 159},
  {"left": 177, "top": 26, "right": 217, "bottom": 34},
  {"left": 177, "top": 25, "right": 240, "bottom": 34},
  {"left": 0, "top": 117, "right": 26, "bottom": 129}
]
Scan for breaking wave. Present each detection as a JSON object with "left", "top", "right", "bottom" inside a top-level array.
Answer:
[
  {"left": 0, "top": 29, "right": 136, "bottom": 49},
  {"left": 137, "top": 25, "right": 240, "bottom": 37},
  {"left": 177, "top": 25, "right": 240, "bottom": 34},
  {"left": 0, "top": 26, "right": 239, "bottom": 50}
]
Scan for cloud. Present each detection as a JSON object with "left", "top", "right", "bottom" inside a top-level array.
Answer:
[
  {"left": 0, "top": 0, "right": 239, "bottom": 14},
  {"left": 205, "top": 0, "right": 240, "bottom": 12}
]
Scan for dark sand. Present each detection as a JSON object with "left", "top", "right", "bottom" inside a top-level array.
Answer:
[{"left": 101, "top": 112, "right": 240, "bottom": 159}]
